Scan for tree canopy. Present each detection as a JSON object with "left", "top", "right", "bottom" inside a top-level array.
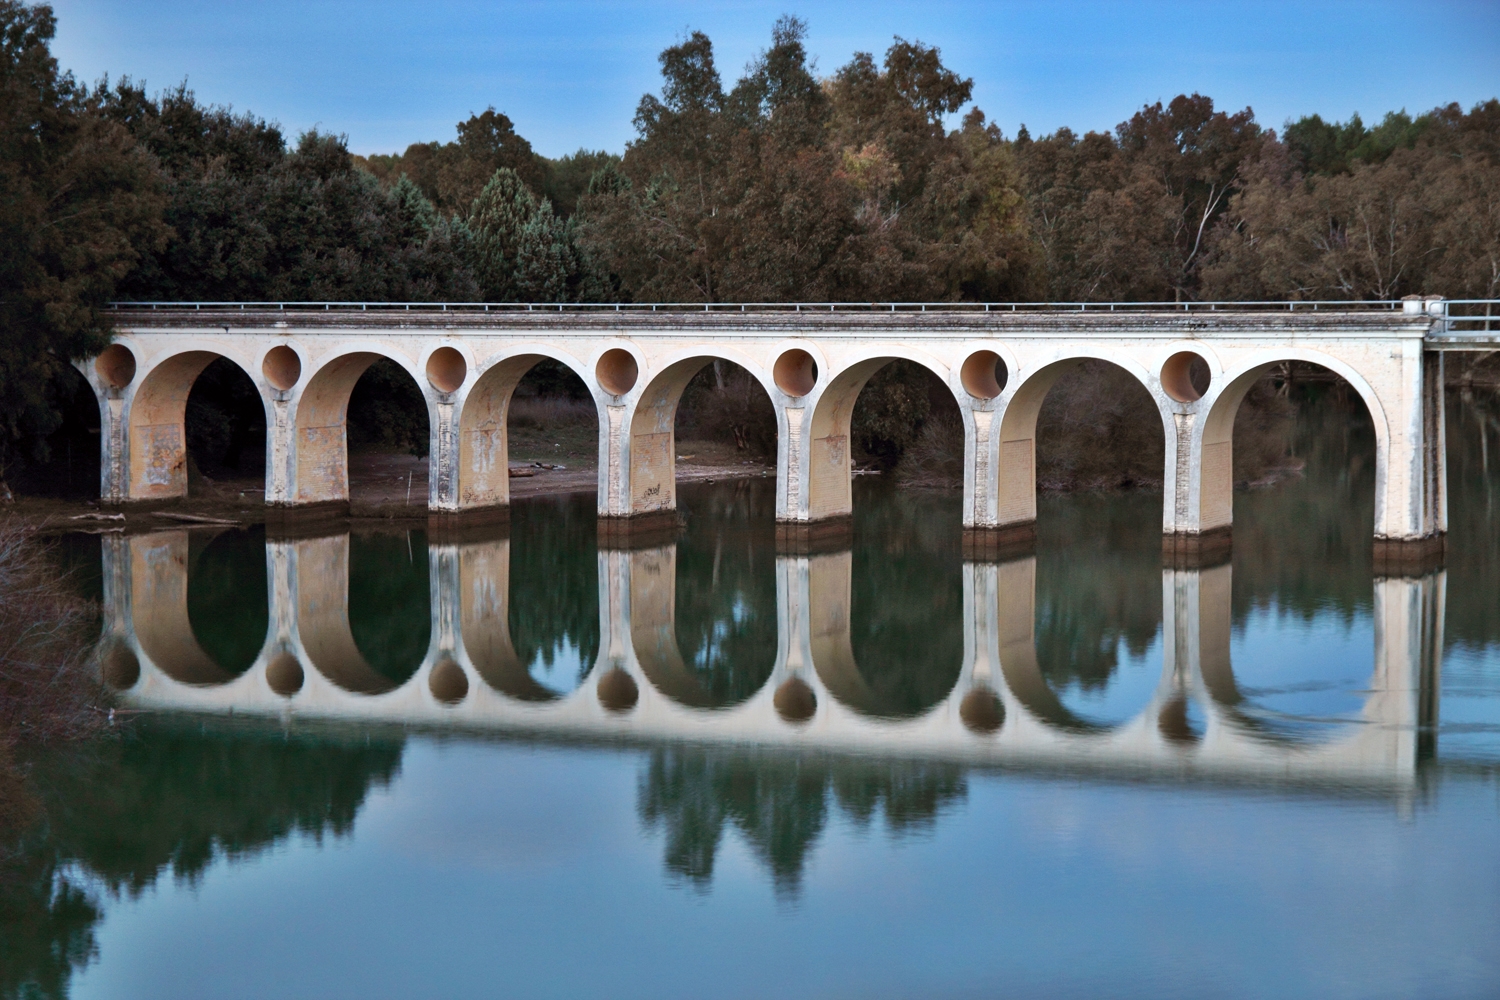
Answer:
[{"left": 1, "top": 1, "right": 1497, "bottom": 486}]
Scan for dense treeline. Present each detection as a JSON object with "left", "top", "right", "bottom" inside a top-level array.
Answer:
[{"left": 2, "top": 0, "right": 1498, "bottom": 484}]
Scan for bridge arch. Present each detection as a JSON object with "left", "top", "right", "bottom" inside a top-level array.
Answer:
[
  {"left": 990, "top": 350, "right": 1167, "bottom": 530},
  {"left": 802, "top": 347, "right": 955, "bottom": 522},
  {"left": 454, "top": 346, "right": 598, "bottom": 511},
  {"left": 121, "top": 344, "right": 268, "bottom": 500},
  {"left": 291, "top": 346, "right": 428, "bottom": 505},
  {"left": 617, "top": 347, "right": 776, "bottom": 517},
  {"left": 1191, "top": 349, "right": 1390, "bottom": 536}
]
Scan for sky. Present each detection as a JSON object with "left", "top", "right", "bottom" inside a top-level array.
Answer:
[{"left": 48, "top": 0, "right": 1500, "bottom": 159}]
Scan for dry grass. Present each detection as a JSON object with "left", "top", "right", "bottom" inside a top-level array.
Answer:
[
  {"left": 0, "top": 524, "right": 104, "bottom": 854},
  {"left": 894, "top": 412, "right": 965, "bottom": 486},
  {"left": 0, "top": 524, "right": 102, "bottom": 748},
  {"left": 507, "top": 396, "right": 600, "bottom": 465}
]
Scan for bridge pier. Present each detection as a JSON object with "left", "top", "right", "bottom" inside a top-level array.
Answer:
[{"left": 1372, "top": 350, "right": 1447, "bottom": 574}]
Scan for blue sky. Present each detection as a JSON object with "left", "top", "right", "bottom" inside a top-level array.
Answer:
[{"left": 49, "top": 1, "right": 1500, "bottom": 158}]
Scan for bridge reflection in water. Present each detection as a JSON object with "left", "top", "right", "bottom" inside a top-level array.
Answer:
[{"left": 98, "top": 526, "right": 1442, "bottom": 791}]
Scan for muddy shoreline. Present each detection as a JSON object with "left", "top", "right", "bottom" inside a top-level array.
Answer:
[{"left": 6, "top": 456, "right": 776, "bottom": 535}]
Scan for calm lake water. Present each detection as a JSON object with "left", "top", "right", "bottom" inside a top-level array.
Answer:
[{"left": 10, "top": 392, "right": 1500, "bottom": 1000}]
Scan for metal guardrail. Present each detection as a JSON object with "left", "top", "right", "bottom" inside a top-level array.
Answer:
[
  {"left": 102, "top": 298, "right": 1500, "bottom": 336},
  {"left": 106, "top": 299, "right": 1413, "bottom": 315},
  {"left": 1437, "top": 300, "right": 1500, "bottom": 335}
]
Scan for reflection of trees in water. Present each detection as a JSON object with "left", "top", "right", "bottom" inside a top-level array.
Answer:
[
  {"left": 673, "top": 480, "right": 778, "bottom": 706},
  {"left": 187, "top": 527, "right": 268, "bottom": 676},
  {"left": 849, "top": 483, "right": 965, "bottom": 716},
  {"left": 638, "top": 747, "right": 966, "bottom": 896},
  {"left": 509, "top": 494, "right": 599, "bottom": 680},
  {"left": 0, "top": 837, "right": 98, "bottom": 1000},
  {"left": 348, "top": 530, "right": 432, "bottom": 684},
  {"left": 1, "top": 719, "right": 403, "bottom": 1000},
  {"left": 1035, "top": 491, "right": 1163, "bottom": 691},
  {"left": 1446, "top": 375, "right": 1500, "bottom": 651},
  {"left": 1232, "top": 379, "right": 1376, "bottom": 626}
]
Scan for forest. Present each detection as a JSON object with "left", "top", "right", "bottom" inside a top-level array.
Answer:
[{"left": 2, "top": 1, "right": 1498, "bottom": 488}]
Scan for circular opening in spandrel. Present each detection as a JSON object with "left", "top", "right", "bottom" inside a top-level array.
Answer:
[
  {"left": 773, "top": 349, "right": 817, "bottom": 397},
  {"left": 266, "top": 652, "right": 305, "bottom": 696},
  {"left": 773, "top": 677, "right": 817, "bottom": 723},
  {"left": 426, "top": 347, "right": 467, "bottom": 393},
  {"left": 960, "top": 687, "right": 1005, "bottom": 734},
  {"left": 99, "top": 641, "right": 140, "bottom": 691},
  {"left": 597, "top": 668, "right": 639, "bottom": 712},
  {"left": 1161, "top": 351, "right": 1212, "bottom": 403},
  {"left": 262, "top": 345, "right": 302, "bottom": 391},
  {"left": 429, "top": 657, "right": 470, "bottom": 705},
  {"left": 95, "top": 344, "right": 136, "bottom": 388},
  {"left": 960, "top": 350, "right": 1008, "bottom": 400},
  {"left": 596, "top": 349, "right": 639, "bottom": 396}
]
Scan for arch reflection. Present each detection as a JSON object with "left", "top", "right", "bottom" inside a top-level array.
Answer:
[
  {"left": 128, "top": 530, "right": 265, "bottom": 686},
  {"left": 453, "top": 536, "right": 562, "bottom": 701},
  {"left": 103, "top": 522, "right": 1440, "bottom": 790},
  {"left": 294, "top": 534, "right": 420, "bottom": 695}
]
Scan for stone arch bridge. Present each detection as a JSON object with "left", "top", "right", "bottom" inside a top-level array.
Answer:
[{"left": 83, "top": 299, "right": 1498, "bottom": 564}]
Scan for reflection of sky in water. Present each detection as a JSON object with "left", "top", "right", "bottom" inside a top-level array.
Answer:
[
  {"left": 68, "top": 738, "right": 1500, "bottom": 1000},
  {"left": 527, "top": 638, "right": 587, "bottom": 695},
  {"left": 1231, "top": 607, "right": 1374, "bottom": 738},
  {"left": 1048, "top": 605, "right": 1386, "bottom": 739},
  {"left": 1436, "top": 645, "right": 1500, "bottom": 762},
  {"left": 1053, "top": 634, "right": 1163, "bottom": 727}
]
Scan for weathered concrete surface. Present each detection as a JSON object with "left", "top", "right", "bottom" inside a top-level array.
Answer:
[
  {"left": 101, "top": 526, "right": 1442, "bottom": 791},
  {"left": 83, "top": 307, "right": 1463, "bottom": 553}
]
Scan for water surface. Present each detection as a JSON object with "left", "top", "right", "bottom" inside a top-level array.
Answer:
[{"left": 8, "top": 396, "right": 1500, "bottom": 1000}]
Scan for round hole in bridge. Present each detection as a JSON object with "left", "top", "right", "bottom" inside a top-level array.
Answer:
[
  {"left": 773, "top": 349, "right": 817, "bottom": 397},
  {"left": 429, "top": 657, "right": 470, "bottom": 705},
  {"left": 596, "top": 349, "right": 639, "bottom": 396},
  {"left": 1161, "top": 351, "right": 1212, "bottom": 403},
  {"left": 960, "top": 687, "right": 1005, "bottom": 734},
  {"left": 960, "top": 350, "right": 1008, "bottom": 400},
  {"left": 266, "top": 652, "right": 305, "bottom": 696},
  {"left": 99, "top": 640, "right": 140, "bottom": 691},
  {"left": 262, "top": 345, "right": 301, "bottom": 391},
  {"left": 597, "top": 668, "right": 639, "bottom": 712},
  {"left": 95, "top": 344, "right": 136, "bottom": 388},
  {"left": 426, "top": 347, "right": 467, "bottom": 393},
  {"left": 773, "top": 677, "right": 817, "bottom": 723}
]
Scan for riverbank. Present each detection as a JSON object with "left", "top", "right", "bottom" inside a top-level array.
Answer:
[{"left": 3, "top": 442, "right": 776, "bottom": 533}]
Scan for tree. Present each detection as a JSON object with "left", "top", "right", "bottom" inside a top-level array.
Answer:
[
  {"left": 468, "top": 167, "right": 589, "bottom": 301},
  {"left": 0, "top": 1, "right": 167, "bottom": 492},
  {"left": 103, "top": 83, "right": 481, "bottom": 304},
  {"left": 359, "top": 107, "right": 546, "bottom": 214},
  {"left": 1201, "top": 100, "right": 1500, "bottom": 300}
]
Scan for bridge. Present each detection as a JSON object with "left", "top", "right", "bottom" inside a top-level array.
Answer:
[
  {"left": 97, "top": 524, "right": 1441, "bottom": 790},
  {"left": 83, "top": 297, "right": 1499, "bottom": 566}
]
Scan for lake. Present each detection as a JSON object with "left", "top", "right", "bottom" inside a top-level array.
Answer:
[{"left": 8, "top": 393, "right": 1500, "bottom": 1000}]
